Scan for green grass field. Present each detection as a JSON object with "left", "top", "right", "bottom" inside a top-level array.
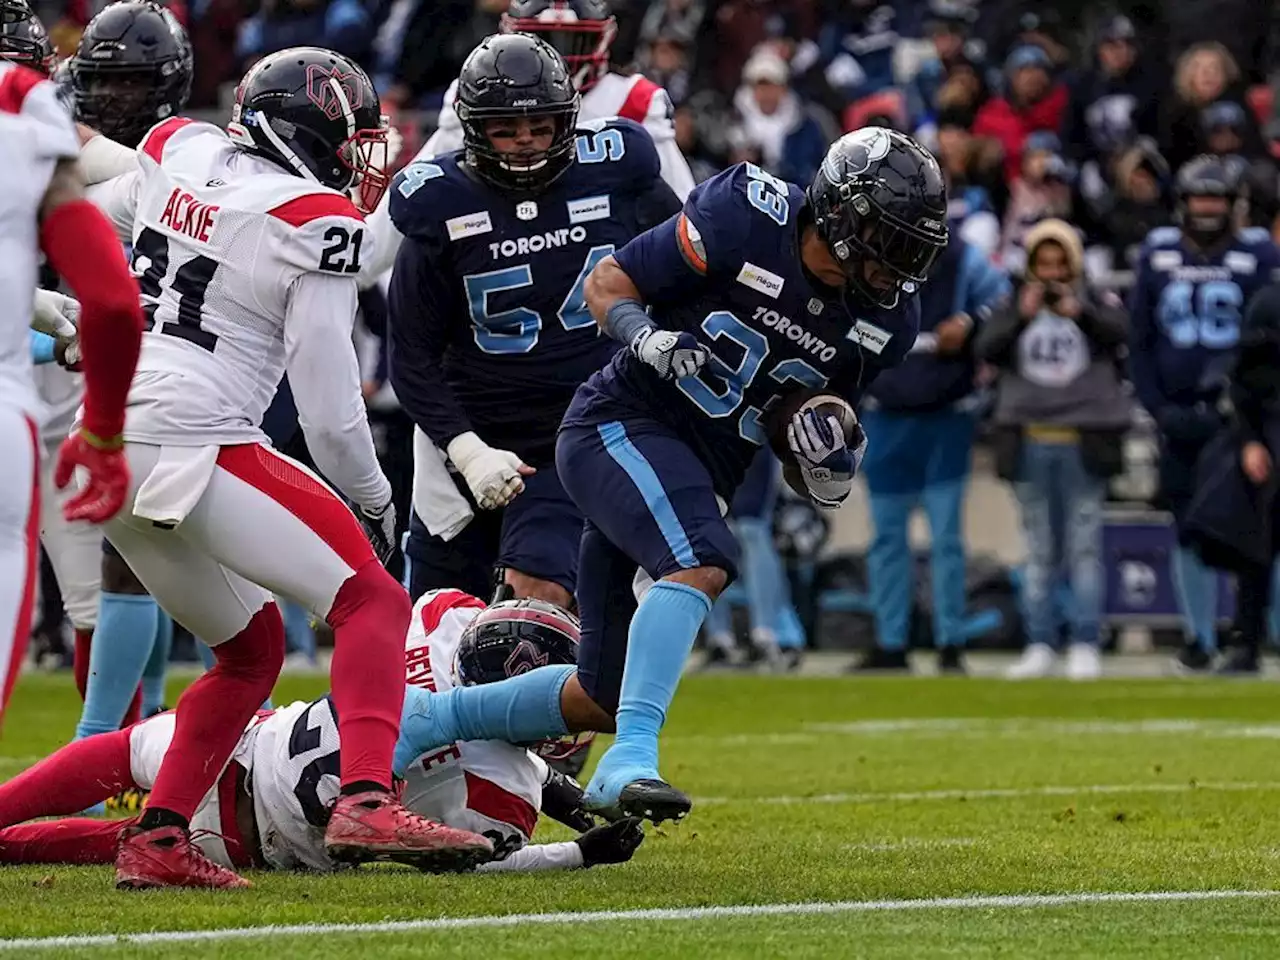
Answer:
[{"left": 3, "top": 669, "right": 1280, "bottom": 958}]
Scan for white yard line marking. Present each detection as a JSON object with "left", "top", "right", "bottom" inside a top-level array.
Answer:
[
  {"left": 1, "top": 890, "right": 1274, "bottom": 951},
  {"left": 696, "top": 780, "right": 1280, "bottom": 806},
  {"left": 681, "top": 718, "right": 1280, "bottom": 746},
  {"left": 843, "top": 838, "right": 978, "bottom": 853}
]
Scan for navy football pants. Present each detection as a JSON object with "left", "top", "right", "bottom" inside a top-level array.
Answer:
[{"left": 557, "top": 418, "right": 739, "bottom": 713}]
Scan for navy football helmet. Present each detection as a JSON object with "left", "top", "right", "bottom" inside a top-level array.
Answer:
[
  {"left": 456, "top": 33, "right": 580, "bottom": 194},
  {"left": 456, "top": 597, "right": 591, "bottom": 764},
  {"left": 0, "top": 0, "right": 53, "bottom": 75},
  {"left": 808, "top": 127, "right": 949, "bottom": 309},
  {"left": 501, "top": 0, "right": 616, "bottom": 92},
  {"left": 227, "top": 47, "right": 389, "bottom": 212},
  {"left": 69, "top": 0, "right": 192, "bottom": 147},
  {"left": 1176, "top": 154, "right": 1241, "bottom": 248}
]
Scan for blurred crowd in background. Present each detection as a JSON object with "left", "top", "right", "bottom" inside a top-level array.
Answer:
[
  {"left": 25, "top": 0, "right": 1280, "bottom": 279},
  {"left": 25, "top": 0, "right": 1280, "bottom": 675}
]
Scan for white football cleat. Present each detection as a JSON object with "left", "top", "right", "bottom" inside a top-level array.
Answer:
[
  {"left": 1006, "top": 643, "right": 1056, "bottom": 679},
  {"left": 1065, "top": 643, "right": 1102, "bottom": 681}
]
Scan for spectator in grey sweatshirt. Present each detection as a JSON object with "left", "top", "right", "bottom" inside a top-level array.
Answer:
[{"left": 976, "top": 219, "right": 1130, "bottom": 681}]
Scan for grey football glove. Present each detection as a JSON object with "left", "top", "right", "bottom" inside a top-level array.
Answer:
[{"left": 630, "top": 328, "right": 708, "bottom": 380}]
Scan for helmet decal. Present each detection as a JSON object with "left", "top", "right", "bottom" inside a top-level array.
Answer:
[
  {"left": 306, "top": 63, "right": 364, "bottom": 122},
  {"left": 504, "top": 639, "right": 551, "bottom": 677}
]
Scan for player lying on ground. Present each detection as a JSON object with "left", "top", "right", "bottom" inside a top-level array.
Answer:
[
  {"left": 69, "top": 46, "right": 494, "bottom": 890},
  {"left": 0, "top": 593, "right": 643, "bottom": 873},
  {"left": 360, "top": 129, "right": 952, "bottom": 825}
]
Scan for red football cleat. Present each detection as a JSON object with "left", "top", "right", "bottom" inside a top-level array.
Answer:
[
  {"left": 115, "top": 825, "right": 251, "bottom": 890},
  {"left": 324, "top": 790, "right": 494, "bottom": 873}
]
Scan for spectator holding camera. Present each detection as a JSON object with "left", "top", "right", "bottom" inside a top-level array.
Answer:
[{"left": 977, "top": 220, "right": 1130, "bottom": 680}]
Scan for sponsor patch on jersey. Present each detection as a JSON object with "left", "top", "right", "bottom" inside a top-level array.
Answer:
[
  {"left": 446, "top": 211, "right": 493, "bottom": 241},
  {"left": 516, "top": 201, "right": 538, "bottom": 221},
  {"left": 736, "top": 261, "right": 785, "bottom": 299},
  {"left": 1151, "top": 250, "right": 1182, "bottom": 271},
  {"left": 850, "top": 319, "right": 890, "bottom": 354},
  {"left": 1224, "top": 251, "right": 1257, "bottom": 274},
  {"left": 567, "top": 195, "right": 611, "bottom": 225}
]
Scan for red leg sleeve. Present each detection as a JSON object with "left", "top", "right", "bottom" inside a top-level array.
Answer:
[
  {"left": 0, "top": 817, "right": 132, "bottom": 864},
  {"left": 0, "top": 727, "right": 135, "bottom": 827},
  {"left": 39, "top": 198, "right": 143, "bottom": 442}
]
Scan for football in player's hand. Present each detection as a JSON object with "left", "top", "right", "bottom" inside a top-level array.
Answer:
[{"left": 766, "top": 390, "right": 862, "bottom": 498}]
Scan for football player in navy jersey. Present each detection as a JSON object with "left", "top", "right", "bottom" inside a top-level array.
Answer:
[
  {"left": 557, "top": 127, "right": 947, "bottom": 819},
  {"left": 365, "top": 128, "right": 949, "bottom": 824},
  {"left": 387, "top": 34, "right": 681, "bottom": 610},
  {"left": 1129, "top": 155, "right": 1280, "bottom": 672}
]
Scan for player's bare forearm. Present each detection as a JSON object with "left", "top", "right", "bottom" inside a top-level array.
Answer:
[{"left": 585, "top": 256, "right": 644, "bottom": 331}]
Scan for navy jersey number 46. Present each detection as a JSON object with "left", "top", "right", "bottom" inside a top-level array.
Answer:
[{"left": 1155, "top": 278, "right": 1243, "bottom": 349}]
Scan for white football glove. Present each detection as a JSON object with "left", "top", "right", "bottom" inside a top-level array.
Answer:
[
  {"left": 786, "top": 409, "right": 865, "bottom": 509},
  {"left": 629, "top": 328, "right": 708, "bottom": 380},
  {"left": 32, "top": 289, "right": 80, "bottom": 340},
  {"left": 355, "top": 499, "right": 397, "bottom": 567},
  {"left": 386, "top": 124, "right": 405, "bottom": 167},
  {"left": 446, "top": 431, "right": 531, "bottom": 510}
]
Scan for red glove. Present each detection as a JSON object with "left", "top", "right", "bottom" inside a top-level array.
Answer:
[{"left": 54, "top": 430, "right": 130, "bottom": 524}]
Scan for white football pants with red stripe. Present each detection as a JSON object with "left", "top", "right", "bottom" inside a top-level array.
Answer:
[
  {"left": 104, "top": 441, "right": 376, "bottom": 645},
  {"left": 0, "top": 407, "right": 40, "bottom": 727},
  {"left": 37, "top": 442, "right": 102, "bottom": 632}
]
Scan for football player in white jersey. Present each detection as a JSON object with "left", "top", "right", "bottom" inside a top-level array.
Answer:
[
  {"left": 0, "top": 58, "right": 146, "bottom": 729},
  {"left": 76, "top": 46, "right": 494, "bottom": 890},
  {"left": 360, "top": 0, "right": 694, "bottom": 282},
  {"left": 47, "top": 0, "right": 197, "bottom": 749},
  {"left": 0, "top": 595, "right": 645, "bottom": 874}
]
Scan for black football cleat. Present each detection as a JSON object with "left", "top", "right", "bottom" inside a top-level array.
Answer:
[
  {"left": 1174, "top": 642, "right": 1213, "bottom": 674},
  {"left": 617, "top": 779, "right": 692, "bottom": 825},
  {"left": 937, "top": 646, "right": 966, "bottom": 674},
  {"left": 846, "top": 647, "right": 910, "bottom": 673},
  {"left": 1216, "top": 646, "right": 1261, "bottom": 676}
]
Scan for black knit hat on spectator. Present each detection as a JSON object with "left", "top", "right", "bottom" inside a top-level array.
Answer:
[
  {"left": 925, "top": 0, "right": 977, "bottom": 34},
  {"left": 1097, "top": 15, "right": 1137, "bottom": 45},
  {"left": 1005, "top": 43, "right": 1053, "bottom": 75}
]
